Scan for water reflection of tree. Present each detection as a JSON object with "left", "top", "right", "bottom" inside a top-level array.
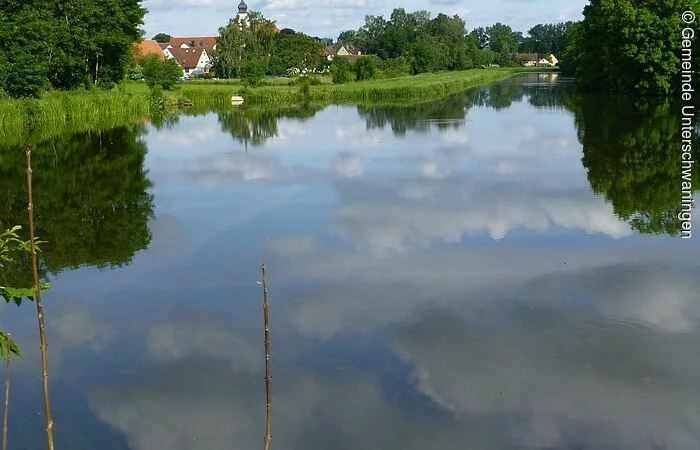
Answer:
[
  {"left": 355, "top": 75, "right": 564, "bottom": 135},
  {"left": 0, "top": 125, "right": 155, "bottom": 275},
  {"left": 356, "top": 89, "right": 481, "bottom": 136},
  {"left": 217, "top": 104, "right": 322, "bottom": 148},
  {"left": 567, "top": 95, "right": 700, "bottom": 235}
]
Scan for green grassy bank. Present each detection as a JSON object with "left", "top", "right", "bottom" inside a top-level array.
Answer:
[{"left": 0, "top": 67, "right": 548, "bottom": 146}]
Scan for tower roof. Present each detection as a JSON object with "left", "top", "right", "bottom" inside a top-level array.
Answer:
[{"left": 238, "top": 0, "right": 247, "bottom": 13}]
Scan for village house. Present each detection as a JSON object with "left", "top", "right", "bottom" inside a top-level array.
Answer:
[
  {"left": 133, "top": 39, "right": 166, "bottom": 62},
  {"left": 169, "top": 37, "right": 218, "bottom": 52},
  {"left": 518, "top": 53, "right": 558, "bottom": 67},
  {"left": 324, "top": 42, "right": 362, "bottom": 62},
  {"left": 164, "top": 47, "right": 212, "bottom": 76}
]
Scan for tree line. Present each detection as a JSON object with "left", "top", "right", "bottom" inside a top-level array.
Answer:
[
  {"left": 337, "top": 10, "right": 574, "bottom": 72},
  {"left": 560, "top": 0, "right": 700, "bottom": 96},
  {"left": 1, "top": 1, "right": 698, "bottom": 97},
  {"left": 0, "top": 0, "right": 146, "bottom": 97}
]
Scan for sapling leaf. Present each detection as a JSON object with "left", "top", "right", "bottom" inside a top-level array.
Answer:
[
  {"left": 0, "top": 332, "right": 22, "bottom": 360},
  {"left": 0, "top": 337, "right": 7, "bottom": 361}
]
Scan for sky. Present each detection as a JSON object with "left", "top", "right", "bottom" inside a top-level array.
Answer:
[{"left": 141, "top": 0, "right": 588, "bottom": 41}]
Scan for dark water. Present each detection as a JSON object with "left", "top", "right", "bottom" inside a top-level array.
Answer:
[{"left": 1, "top": 72, "right": 700, "bottom": 449}]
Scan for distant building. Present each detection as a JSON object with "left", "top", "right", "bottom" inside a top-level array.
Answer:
[
  {"left": 169, "top": 37, "right": 218, "bottom": 52},
  {"left": 324, "top": 42, "right": 362, "bottom": 62},
  {"left": 133, "top": 39, "right": 166, "bottom": 62},
  {"left": 237, "top": 0, "right": 249, "bottom": 24},
  {"left": 236, "top": 1, "right": 280, "bottom": 32},
  {"left": 164, "top": 47, "right": 211, "bottom": 76},
  {"left": 517, "top": 53, "right": 558, "bottom": 67}
]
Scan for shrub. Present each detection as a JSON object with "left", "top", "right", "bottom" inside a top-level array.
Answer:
[
  {"left": 4, "top": 54, "right": 49, "bottom": 98},
  {"left": 379, "top": 56, "right": 412, "bottom": 79},
  {"left": 240, "top": 59, "right": 266, "bottom": 86},
  {"left": 353, "top": 56, "right": 379, "bottom": 81},
  {"left": 315, "top": 58, "right": 331, "bottom": 74},
  {"left": 331, "top": 57, "right": 353, "bottom": 84},
  {"left": 291, "top": 76, "right": 322, "bottom": 86},
  {"left": 297, "top": 76, "right": 311, "bottom": 97},
  {"left": 149, "top": 85, "right": 165, "bottom": 112},
  {"left": 142, "top": 55, "right": 182, "bottom": 90}
]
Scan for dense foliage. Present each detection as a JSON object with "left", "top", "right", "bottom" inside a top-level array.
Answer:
[
  {"left": 141, "top": 55, "right": 183, "bottom": 90},
  {"left": 152, "top": 33, "right": 172, "bottom": 43},
  {"left": 213, "top": 8, "right": 571, "bottom": 82},
  {"left": 0, "top": 126, "right": 154, "bottom": 273},
  {"left": 569, "top": 95, "right": 700, "bottom": 233},
  {"left": 213, "top": 12, "right": 278, "bottom": 78},
  {"left": 0, "top": 0, "right": 146, "bottom": 97},
  {"left": 562, "top": 0, "right": 700, "bottom": 95}
]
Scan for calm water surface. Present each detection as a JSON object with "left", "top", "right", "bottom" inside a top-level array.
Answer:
[{"left": 1, "top": 73, "right": 700, "bottom": 449}]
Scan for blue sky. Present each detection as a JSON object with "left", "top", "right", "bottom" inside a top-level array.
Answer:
[{"left": 142, "top": 0, "right": 588, "bottom": 41}]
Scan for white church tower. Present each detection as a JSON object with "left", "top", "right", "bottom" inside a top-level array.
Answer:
[{"left": 237, "top": 1, "right": 249, "bottom": 26}]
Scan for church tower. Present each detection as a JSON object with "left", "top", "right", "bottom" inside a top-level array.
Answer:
[{"left": 237, "top": 0, "right": 249, "bottom": 25}]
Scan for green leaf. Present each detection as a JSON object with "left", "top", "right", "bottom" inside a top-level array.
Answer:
[
  {"left": 0, "top": 333, "right": 22, "bottom": 360},
  {"left": 0, "top": 338, "right": 7, "bottom": 361}
]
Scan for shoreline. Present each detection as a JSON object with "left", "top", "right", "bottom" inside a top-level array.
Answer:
[{"left": 0, "top": 68, "right": 551, "bottom": 147}]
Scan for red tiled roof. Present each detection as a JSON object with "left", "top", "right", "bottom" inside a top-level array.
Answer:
[
  {"left": 167, "top": 47, "right": 206, "bottom": 69},
  {"left": 169, "top": 37, "right": 217, "bottom": 49},
  {"left": 133, "top": 39, "right": 165, "bottom": 61}
]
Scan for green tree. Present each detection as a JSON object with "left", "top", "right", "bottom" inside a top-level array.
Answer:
[
  {"left": 469, "top": 27, "right": 489, "bottom": 49},
  {"left": 523, "top": 22, "right": 575, "bottom": 57},
  {"left": 337, "top": 29, "right": 358, "bottom": 43},
  {"left": 215, "top": 10, "right": 277, "bottom": 78},
  {"left": 141, "top": 55, "right": 183, "bottom": 90},
  {"left": 564, "top": 0, "right": 700, "bottom": 96},
  {"left": 410, "top": 34, "right": 450, "bottom": 73},
  {"left": 0, "top": 0, "right": 146, "bottom": 96},
  {"left": 268, "top": 32, "right": 323, "bottom": 75},
  {"left": 485, "top": 23, "right": 520, "bottom": 66},
  {"left": 152, "top": 33, "right": 172, "bottom": 43},
  {"left": 356, "top": 15, "right": 388, "bottom": 55},
  {"left": 427, "top": 13, "right": 474, "bottom": 69}
]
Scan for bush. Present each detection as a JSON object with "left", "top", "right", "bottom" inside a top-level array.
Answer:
[
  {"left": 3, "top": 54, "right": 49, "bottom": 98},
  {"left": 291, "top": 76, "right": 322, "bottom": 86},
  {"left": 240, "top": 59, "right": 266, "bottom": 86},
  {"left": 149, "top": 85, "right": 165, "bottom": 112},
  {"left": 331, "top": 57, "right": 354, "bottom": 84},
  {"left": 97, "top": 80, "right": 116, "bottom": 90},
  {"left": 378, "top": 56, "right": 412, "bottom": 79},
  {"left": 142, "top": 55, "right": 182, "bottom": 90},
  {"left": 297, "top": 76, "right": 311, "bottom": 97},
  {"left": 353, "top": 56, "right": 379, "bottom": 81},
  {"left": 315, "top": 58, "right": 331, "bottom": 74}
]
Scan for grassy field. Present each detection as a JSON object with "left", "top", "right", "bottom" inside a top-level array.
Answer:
[{"left": 0, "top": 67, "right": 553, "bottom": 146}]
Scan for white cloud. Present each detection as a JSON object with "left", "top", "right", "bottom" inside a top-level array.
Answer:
[
  {"left": 334, "top": 153, "right": 365, "bottom": 178},
  {"left": 392, "top": 300, "right": 700, "bottom": 449}
]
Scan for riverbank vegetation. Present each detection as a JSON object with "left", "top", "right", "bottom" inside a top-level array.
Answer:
[
  {"left": 0, "top": 0, "right": 146, "bottom": 97},
  {"left": 0, "top": 68, "right": 540, "bottom": 144},
  {"left": 561, "top": 0, "right": 700, "bottom": 96},
  {"left": 212, "top": 8, "right": 570, "bottom": 82}
]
